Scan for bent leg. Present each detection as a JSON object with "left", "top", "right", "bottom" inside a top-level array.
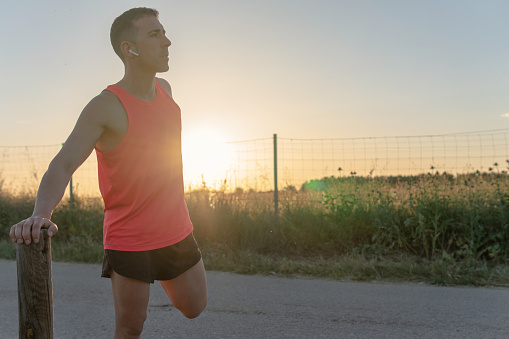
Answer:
[
  {"left": 160, "top": 258, "right": 207, "bottom": 319},
  {"left": 110, "top": 270, "right": 150, "bottom": 338}
]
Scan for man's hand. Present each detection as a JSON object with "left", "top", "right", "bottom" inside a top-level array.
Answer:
[{"left": 9, "top": 216, "right": 58, "bottom": 245}]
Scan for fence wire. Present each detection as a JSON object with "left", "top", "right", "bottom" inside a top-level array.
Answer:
[
  {"left": 1, "top": 129, "right": 509, "bottom": 196},
  {"left": 227, "top": 129, "right": 509, "bottom": 191}
]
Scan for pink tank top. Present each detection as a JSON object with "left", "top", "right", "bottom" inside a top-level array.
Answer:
[{"left": 96, "top": 82, "right": 193, "bottom": 251}]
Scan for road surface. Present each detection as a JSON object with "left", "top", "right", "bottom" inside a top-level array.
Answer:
[{"left": 0, "top": 259, "right": 508, "bottom": 338}]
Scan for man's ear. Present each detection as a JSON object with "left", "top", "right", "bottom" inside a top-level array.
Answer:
[{"left": 121, "top": 42, "right": 137, "bottom": 59}]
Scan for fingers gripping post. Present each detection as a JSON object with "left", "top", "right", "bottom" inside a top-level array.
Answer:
[{"left": 16, "top": 229, "right": 54, "bottom": 339}]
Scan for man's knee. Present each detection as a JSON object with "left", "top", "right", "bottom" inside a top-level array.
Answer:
[
  {"left": 116, "top": 310, "right": 147, "bottom": 336},
  {"left": 179, "top": 298, "right": 207, "bottom": 319}
]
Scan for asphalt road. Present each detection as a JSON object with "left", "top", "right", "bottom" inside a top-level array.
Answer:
[{"left": 0, "top": 259, "right": 508, "bottom": 338}]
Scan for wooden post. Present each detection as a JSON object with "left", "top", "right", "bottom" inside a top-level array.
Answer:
[{"left": 16, "top": 229, "right": 54, "bottom": 339}]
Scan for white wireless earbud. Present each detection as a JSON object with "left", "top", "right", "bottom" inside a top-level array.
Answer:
[{"left": 129, "top": 49, "right": 139, "bottom": 56}]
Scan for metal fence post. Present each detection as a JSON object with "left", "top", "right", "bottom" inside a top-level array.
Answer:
[
  {"left": 273, "top": 133, "right": 279, "bottom": 226},
  {"left": 62, "top": 143, "right": 74, "bottom": 207},
  {"left": 69, "top": 175, "right": 74, "bottom": 208}
]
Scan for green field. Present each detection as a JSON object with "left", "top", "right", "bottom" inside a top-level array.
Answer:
[{"left": 1, "top": 170, "right": 509, "bottom": 286}]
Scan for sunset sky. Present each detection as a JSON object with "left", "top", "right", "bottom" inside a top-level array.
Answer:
[{"left": 2, "top": 0, "right": 509, "bottom": 187}]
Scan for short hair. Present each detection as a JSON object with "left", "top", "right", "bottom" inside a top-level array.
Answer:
[{"left": 110, "top": 7, "right": 159, "bottom": 60}]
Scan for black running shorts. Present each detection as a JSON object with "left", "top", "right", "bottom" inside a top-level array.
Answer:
[{"left": 101, "top": 232, "right": 202, "bottom": 283}]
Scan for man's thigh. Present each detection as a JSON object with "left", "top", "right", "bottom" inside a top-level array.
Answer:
[
  {"left": 110, "top": 270, "right": 151, "bottom": 324},
  {"left": 160, "top": 258, "right": 207, "bottom": 318}
]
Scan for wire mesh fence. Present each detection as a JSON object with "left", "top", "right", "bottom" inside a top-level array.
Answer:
[
  {"left": 228, "top": 129, "right": 509, "bottom": 192},
  {"left": 276, "top": 129, "right": 509, "bottom": 189},
  {"left": 0, "top": 144, "right": 101, "bottom": 197},
  {"left": 0, "top": 145, "right": 61, "bottom": 195},
  {"left": 1, "top": 129, "right": 509, "bottom": 197}
]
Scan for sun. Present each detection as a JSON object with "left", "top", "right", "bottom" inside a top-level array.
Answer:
[{"left": 181, "top": 127, "right": 233, "bottom": 189}]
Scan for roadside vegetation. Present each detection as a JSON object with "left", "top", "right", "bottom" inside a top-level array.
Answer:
[{"left": 1, "top": 169, "right": 509, "bottom": 286}]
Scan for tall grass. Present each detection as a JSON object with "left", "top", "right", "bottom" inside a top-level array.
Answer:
[
  {"left": 188, "top": 171, "right": 509, "bottom": 262},
  {"left": 0, "top": 193, "right": 104, "bottom": 261},
  {"left": 1, "top": 170, "right": 508, "bottom": 284}
]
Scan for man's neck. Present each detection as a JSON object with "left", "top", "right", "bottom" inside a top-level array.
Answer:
[{"left": 118, "top": 68, "right": 157, "bottom": 102}]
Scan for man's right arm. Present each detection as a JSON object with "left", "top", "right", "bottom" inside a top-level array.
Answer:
[{"left": 9, "top": 92, "right": 113, "bottom": 245}]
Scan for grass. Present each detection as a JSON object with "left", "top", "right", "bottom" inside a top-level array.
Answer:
[
  {"left": 1, "top": 170, "right": 509, "bottom": 286},
  {"left": 202, "top": 246, "right": 509, "bottom": 286},
  {"left": 2, "top": 239, "right": 508, "bottom": 286}
]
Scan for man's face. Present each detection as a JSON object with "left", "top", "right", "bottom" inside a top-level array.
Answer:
[{"left": 132, "top": 15, "right": 171, "bottom": 73}]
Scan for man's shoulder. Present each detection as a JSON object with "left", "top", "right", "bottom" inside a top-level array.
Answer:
[
  {"left": 83, "top": 90, "right": 123, "bottom": 114},
  {"left": 156, "top": 77, "right": 172, "bottom": 97},
  {"left": 79, "top": 90, "right": 124, "bottom": 124},
  {"left": 89, "top": 90, "right": 121, "bottom": 107}
]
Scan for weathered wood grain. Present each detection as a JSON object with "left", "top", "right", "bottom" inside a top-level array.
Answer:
[{"left": 16, "top": 229, "right": 53, "bottom": 339}]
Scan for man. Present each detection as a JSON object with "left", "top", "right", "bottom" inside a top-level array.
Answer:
[{"left": 10, "top": 7, "right": 207, "bottom": 338}]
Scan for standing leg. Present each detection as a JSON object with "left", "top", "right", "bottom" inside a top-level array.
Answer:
[
  {"left": 110, "top": 270, "right": 151, "bottom": 338},
  {"left": 160, "top": 258, "right": 207, "bottom": 319}
]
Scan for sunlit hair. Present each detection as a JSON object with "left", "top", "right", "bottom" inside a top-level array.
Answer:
[{"left": 110, "top": 7, "right": 159, "bottom": 61}]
